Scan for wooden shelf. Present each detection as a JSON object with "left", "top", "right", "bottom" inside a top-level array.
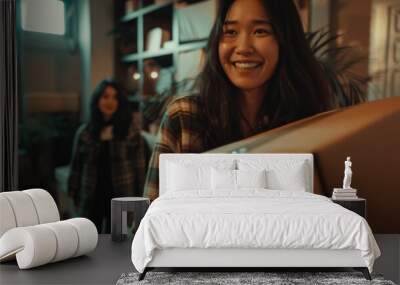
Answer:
[
  {"left": 122, "top": 40, "right": 207, "bottom": 63},
  {"left": 121, "top": 0, "right": 175, "bottom": 23},
  {"left": 115, "top": 0, "right": 213, "bottom": 111}
]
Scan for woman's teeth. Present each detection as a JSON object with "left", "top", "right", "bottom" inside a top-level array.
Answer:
[{"left": 233, "top": 62, "right": 261, "bottom": 69}]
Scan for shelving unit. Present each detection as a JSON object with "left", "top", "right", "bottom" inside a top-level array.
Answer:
[
  {"left": 114, "top": 0, "right": 213, "bottom": 99},
  {"left": 121, "top": 40, "right": 207, "bottom": 62},
  {"left": 121, "top": 0, "right": 175, "bottom": 22}
]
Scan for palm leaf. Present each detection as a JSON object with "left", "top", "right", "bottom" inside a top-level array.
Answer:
[{"left": 306, "top": 29, "right": 370, "bottom": 107}]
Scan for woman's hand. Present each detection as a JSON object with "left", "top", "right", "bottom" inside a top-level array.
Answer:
[{"left": 100, "top": 126, "right": 113, "bottom": 141}]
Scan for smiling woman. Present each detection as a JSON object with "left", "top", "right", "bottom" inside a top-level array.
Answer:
[
  {"left": 68, "top": 79, "right": 150, "bottom": 233},
  {"left": 143, "top": 0, "right": 333, "bottom": 201},
  {"left": 218, "top": 0, "right": 280, "bottom": 134},
  {"left": 219, "top": 1, "right": 279, "bottom": 95}
]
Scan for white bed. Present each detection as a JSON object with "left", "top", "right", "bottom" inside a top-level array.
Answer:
[{"left": 131, "top": 154, "right": 380, "bottom": 280}]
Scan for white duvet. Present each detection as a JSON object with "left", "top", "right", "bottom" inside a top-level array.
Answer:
[{"left": 131, "top": 190, "right": 380, "bottom": 273}]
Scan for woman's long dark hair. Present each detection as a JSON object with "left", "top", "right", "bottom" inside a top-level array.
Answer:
[
  {"left": 88, "top": 79, "right": 132, "bottom": 140},
  {"left": 198, "top": 0, "right": 332, "bottom": 148}
]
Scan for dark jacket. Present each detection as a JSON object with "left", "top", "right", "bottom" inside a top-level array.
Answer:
[{"left": 68, "top": 123, "right": 150, "bottom": 216}]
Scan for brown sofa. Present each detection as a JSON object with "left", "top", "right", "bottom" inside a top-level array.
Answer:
[{"left": 210, "top": 97, "right": 400, "bottom": 233}]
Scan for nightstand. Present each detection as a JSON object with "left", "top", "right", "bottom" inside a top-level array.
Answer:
[
  {"left": 111, "top": 197, "right": 150, "bottom": 242},
  {"left": 331, "top": 198, "right": 366, "bottom": 218}
]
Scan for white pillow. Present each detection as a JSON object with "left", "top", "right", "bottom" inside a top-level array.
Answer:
[
  {"left": 211, "top": 169, "right": 268, "bottom": 190},
  {"left": 211, "top": 168, "right": 236, "bottom": 190},
  {"left": 167, "top": 162, "right": 211, "bottom": 191},
  {"left": 238, "top": 159, "right": 309, "bottom": 191},
  {"left": 236, "top": 169, "right": 267, "bottom": 188},
  {"left": 166, "top": 159, "right": 236, "bottom": 192},
  {"left": 266, "top": 167, "right": 307, "bottom": 191}
]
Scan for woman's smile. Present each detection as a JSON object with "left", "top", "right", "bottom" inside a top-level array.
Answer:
[{"left": 232, "top": 61, "right": 263, "bottom": 70}]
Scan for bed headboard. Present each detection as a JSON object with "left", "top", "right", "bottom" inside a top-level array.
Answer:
[{"left": 159, "top": 153, "right": 314, "bottom": 196}]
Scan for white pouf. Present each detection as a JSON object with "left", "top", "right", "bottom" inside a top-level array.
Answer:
[
  {"left": 0, "top": 189, "right": 98, "bottom": 269},
  {"left": 0, "top": 218, "right": 98, "bottom": 269},
  {"left": 0, "top": 195, "right": 17, "bottom": 237},
  {"left": 23, "top": 188, "right": 60, "bottom": 224},
  {"left": 0, "top": 189, "right": 60, "bottom": 238},
  {"left": 1, "top": 191, "right": 39, "bottom": 227}
]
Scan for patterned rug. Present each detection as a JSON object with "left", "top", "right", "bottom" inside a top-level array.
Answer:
[{"left": 116, "top": 271, "right": 396, "bottom": 285}]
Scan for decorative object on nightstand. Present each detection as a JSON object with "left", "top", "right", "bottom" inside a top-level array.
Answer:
[
  {"left": 332, "top": 156, "right": 358, "bottom": 199},
  {"left": 111, "top": 197, "right": 150, "bottom": 242},
  {"left": 331, "top": 198, "right": 366, "bottom": 218},
  {"left": 332, "top": 187, "right": 358, "bottom": 199}
]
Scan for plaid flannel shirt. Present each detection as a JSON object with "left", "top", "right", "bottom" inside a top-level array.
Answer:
[
  {"left": 143, "top": 95, "right": 206, "bottom": 200},
  {"left": 68, "top": 123, "right": 150, "bottom": 216},
  {"left": 143, "top": 94, "right": 274, "bottom": 200}
]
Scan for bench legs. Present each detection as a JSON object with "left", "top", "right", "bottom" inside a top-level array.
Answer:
[
  {"left": 138, "top": 267, "right": 150, "bottom": 281},
  {"left": 354, "top": 267, "right": 371, "bottom": 280},
  {"left": 138, "top": 267, "right": 372, "bottom": 281}
]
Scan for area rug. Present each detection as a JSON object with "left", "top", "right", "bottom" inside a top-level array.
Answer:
[{"left": 116, "top": 271, "right": 396, "bottom": 285}]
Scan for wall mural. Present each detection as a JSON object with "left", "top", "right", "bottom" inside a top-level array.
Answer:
[{"left": 16, "top": 0, "right": 399, "bottom": 234}]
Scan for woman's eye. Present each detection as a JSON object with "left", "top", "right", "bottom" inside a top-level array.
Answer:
[
  {"left": 223, "top": 29, "right": 237, "bottom": 36},
  {"left": 254, "top": 29, "right": 272, "bottom": 36}
]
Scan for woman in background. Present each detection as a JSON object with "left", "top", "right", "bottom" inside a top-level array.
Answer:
[
  {"left": 68, "top": 79, "right": 150, "bottom": 233},
  {"left": 143, "top": 0, "right": 333, "bottom": 201}
]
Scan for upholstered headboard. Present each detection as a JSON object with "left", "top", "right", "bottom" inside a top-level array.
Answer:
[{"left": 159, "top": 153, "right": 314, "bottom": 196}]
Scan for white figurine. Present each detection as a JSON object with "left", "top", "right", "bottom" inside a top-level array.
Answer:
[{"left": 342, "top": 156, "right": 353, "bottom": 189}]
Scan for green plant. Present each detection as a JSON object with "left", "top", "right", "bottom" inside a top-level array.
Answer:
[{"left": 306, "top": 29, "right": 370, "bottom": 107}]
